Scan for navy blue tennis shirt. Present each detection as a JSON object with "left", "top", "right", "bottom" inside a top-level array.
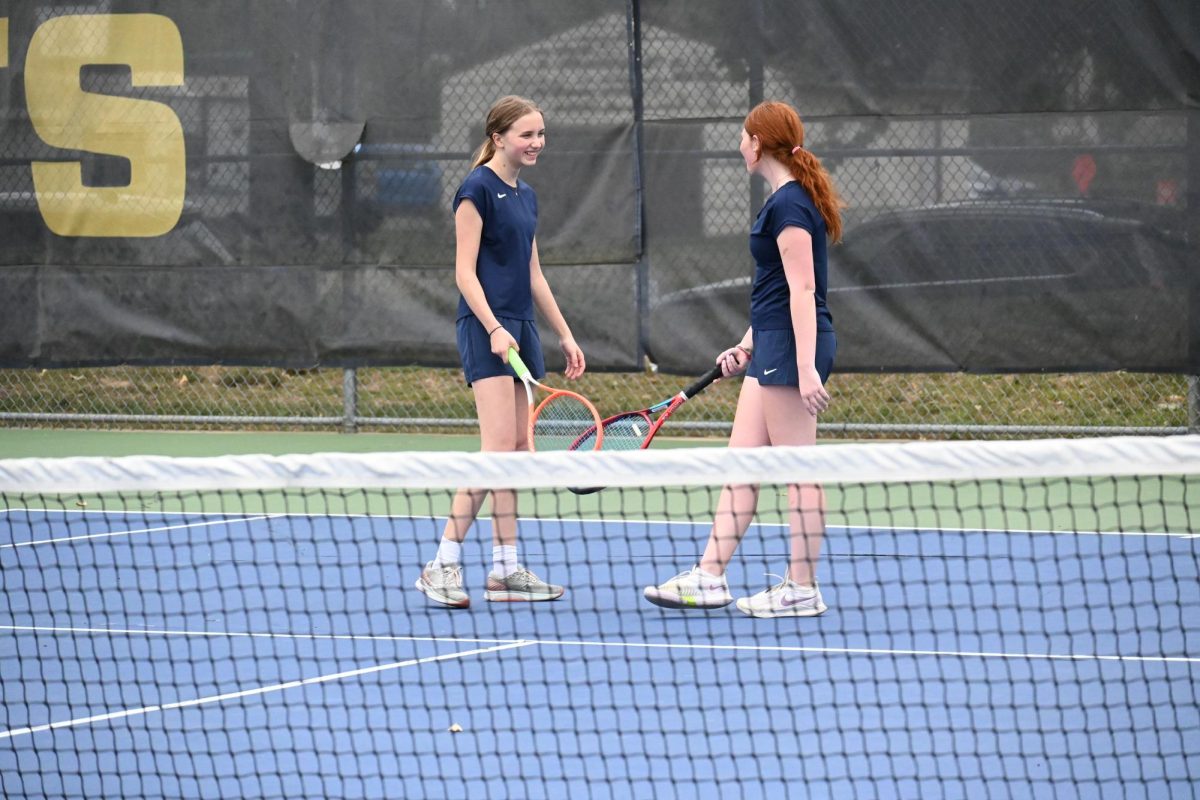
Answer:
[
  {"left": 748, "top": 181, "right": 834, "bottom": 332},
  {"left": 453, "top": 165, "right": 538, "bottom": 321}
]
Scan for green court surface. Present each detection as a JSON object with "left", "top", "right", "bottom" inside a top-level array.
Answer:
[
  {"left": 0, "top": 429, "right": 480, "bottom": 458},
  {"left": 0, "top": 428, "right": 726, "bottom": 459}
]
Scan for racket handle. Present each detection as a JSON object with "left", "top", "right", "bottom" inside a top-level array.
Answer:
[
  {"left": 507, "top": 347, "right": 530, "bottom": 379},
  {"left": 682, "top": 364, "right": 724, "bottom": 399}
]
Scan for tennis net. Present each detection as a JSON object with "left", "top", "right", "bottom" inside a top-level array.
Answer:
[{"left": 2, "top": 436, "right": 1198, "bottom": 799}]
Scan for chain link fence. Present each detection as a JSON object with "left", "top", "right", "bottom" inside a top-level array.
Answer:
[
  {"left": 2, "top": 3, "right": 1196, "bottom": 439},
  {"left": 1, "top": 366, "right": 1195, "bottom": 437}
]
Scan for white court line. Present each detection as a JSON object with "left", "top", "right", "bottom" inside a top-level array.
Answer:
[
  {"left": 0, "top": 639, "right": 531, "bottom": 740},
  {"left": 5, "top": 507, "right": 271, "bottom": 518},
  {"left": 5, "top": 507, "right": 442, "bottom": 522},
  {"left": 1, "top": 515, "right": 279, "bottom": 549},
  {"left": 564, "top": 519, "right": 1193, "bottom": 540},
  {"left": 482, "top": 520, "right": 1167, "bottom": 542},
  {"left": 6, "top": 507, "right": 1190, "bottom": 540},
  {"left": 3, "top": 622, "right": 1195, "bottom": 667},
  {"left": 628, "top": 520, "right": 1190, "bottom": 544},
  {"left": 2, "top": 623, "right": 522, "bottom": 646},
  {"left": 825, "top": 524, "right": 1194, "bottom": 540}
]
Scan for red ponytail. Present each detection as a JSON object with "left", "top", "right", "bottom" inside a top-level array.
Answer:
[{"left": 745, "top": 102, "right": 844, "bottom": 243}]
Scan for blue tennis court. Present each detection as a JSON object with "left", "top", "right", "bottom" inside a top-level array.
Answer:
[{"left": 3, "top": 502, "right": 1197, "bottom": 799}]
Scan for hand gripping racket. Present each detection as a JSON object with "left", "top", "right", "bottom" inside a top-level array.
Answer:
[{"left": 508, "top": 347, "right": 604, "bottom": 452}]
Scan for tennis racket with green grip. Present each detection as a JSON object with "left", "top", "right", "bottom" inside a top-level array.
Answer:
[{"left": 508, "top": 347, "right": 604, "bottom": 452}]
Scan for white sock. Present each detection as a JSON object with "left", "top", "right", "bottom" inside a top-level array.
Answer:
[
  {"left": 493, "top": 545, "right": 518, "bottom": 577},
  {"left": 432, "top": 538, "right": 462, "bottom": 568},
  {"left": 697, "top": 566, "right": 725, "bottom": 583}
]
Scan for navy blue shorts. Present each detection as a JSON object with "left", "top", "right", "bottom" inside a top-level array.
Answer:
[
  {"left": 745, "top": 328, "right": 836, "bottom": 386},
  {"left": 456, "top": 316, "right": 545, "bottom": 386}
]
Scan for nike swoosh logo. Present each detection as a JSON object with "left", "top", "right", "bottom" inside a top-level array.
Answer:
[
  {"left": 780, "top": 594, "right": 812, "bottom": 607},
  {"left": 497, "top": 193, "right": 507, "bottom": 198},
  {"left": 763, "top": 368, "right": 777, "bottom": 375}
]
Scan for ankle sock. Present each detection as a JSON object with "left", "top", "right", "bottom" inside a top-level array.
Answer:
[
  {"left": 432, "top": 538, "right": 462, "bottom": 568},
  {"left": 493, "top": 545, "right": 518, "bottom": 577}
]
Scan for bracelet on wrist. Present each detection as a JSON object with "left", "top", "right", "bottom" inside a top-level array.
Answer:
[
  {"left": 487, "top": 325, "right": 504, "bottom": 337},
  {"left": 736, "top": 344, "right": 753, "bottom": 355}
]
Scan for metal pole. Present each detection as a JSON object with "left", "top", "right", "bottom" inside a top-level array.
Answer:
[
  {"left": 342, "top": 367, "right": 358, "bottom": 433},
  {"left": 1188, "top": 375, "right": 1199, "bottom": 434},
  {"left": 1189, "top": 3, "right": 1200, "bottom": 434},
  {"left": 748, "top": 0, "right": 765, "bottom": 215},
  {"left": 627, "top": 0, "right": 650, "bottom": 368}
]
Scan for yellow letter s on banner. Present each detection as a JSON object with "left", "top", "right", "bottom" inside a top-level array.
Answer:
[{"left": 26, "top": 14, "right": 185, "bottom": 238}]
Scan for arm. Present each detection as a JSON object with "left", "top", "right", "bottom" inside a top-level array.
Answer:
[
  {"left": 779, "top": 226, "right": 830, "bottom": 416},
  {"left": 529, "top": 238, "right": 586, "bottom": 380},
  {"left": 453, "top": 199, "right": 517, "bottom": 360}
]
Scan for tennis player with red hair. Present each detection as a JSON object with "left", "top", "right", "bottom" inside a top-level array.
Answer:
[{"left": 644, "top": 101, "right": 844, "bottom": 618}]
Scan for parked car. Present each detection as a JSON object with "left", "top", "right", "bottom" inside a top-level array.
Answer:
[{"left": 648, "top": 200, "right": 1194, "bottom": 373}]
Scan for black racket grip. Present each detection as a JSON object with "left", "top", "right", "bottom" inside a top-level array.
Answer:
[{"left": 682, "top": 364, "right": 725, "bottom": 399}]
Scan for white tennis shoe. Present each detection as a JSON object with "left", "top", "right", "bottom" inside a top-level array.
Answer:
[
  {"left": 643, "top": 566, "right": 733, "bottom": 609},
  {"left": 484, "top": 565, "right": 565, "bottom": 602},
  {"left": 736, "top": 574, "right": 827, "bottom": 618},
  {"left": 415, "top": 562, "right": 470, "bottom": 608}
]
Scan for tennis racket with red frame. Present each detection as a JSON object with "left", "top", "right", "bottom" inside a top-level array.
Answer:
[
  {"left": 572, "top": 363, "right": 724, "bottom": 453},
  {"left": 566, "top": 363, "right": 723, "bottom": 494},
  {"left": 508, "top": 347, "right": 604, "bottom": 452}
]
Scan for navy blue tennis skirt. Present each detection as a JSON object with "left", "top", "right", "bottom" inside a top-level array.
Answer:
[
  {"left": 456, "top": 316, "right": 546, "bottom": 386},
  {"left": 744, "top": 328, "right": 836, "bottom": 386}
]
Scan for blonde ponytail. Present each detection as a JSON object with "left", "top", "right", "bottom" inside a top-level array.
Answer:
[{"left": 471, "top": 139, "right": 496, "bottom": 169}]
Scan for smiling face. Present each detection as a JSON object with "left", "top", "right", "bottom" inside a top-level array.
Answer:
[{"left": 493, "top": 111, "right": 545, "bottom": 167}]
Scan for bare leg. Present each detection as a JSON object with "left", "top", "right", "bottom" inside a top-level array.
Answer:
[
  {"left": 488, "top": 380, "right": 530, "bottom": 547},
  {"left": 760, "top": 384, "right": 823, "bottom": 586},
  {"left": 441, "top": 376, "right": 523, "bottom": 544},
  {"left": 442, "top": 487, "right": 488, "bottom": 544},
  {"left": 699, "top": 378, "right": 769, "bottom": 576}
]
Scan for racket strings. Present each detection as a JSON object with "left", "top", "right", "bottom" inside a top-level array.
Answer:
[
  {"left": 598, "top": 412, "right": 654, "bottom": 450},
  {"left": 532, "top": 393, "right": 601, "bottom": 451}
]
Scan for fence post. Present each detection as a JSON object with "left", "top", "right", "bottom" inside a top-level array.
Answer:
[
  {"left": 1189, "top": 375, "right": 1199, "bottom": 435},
  {"left": 748, "top": 0, "right": 765, "bottom": 215},
  {"left": 342, "top": 368, "right": 358, "bottom": 434},
  {"left": 626, "top": 0, "right": 650, "bottom": 367}
]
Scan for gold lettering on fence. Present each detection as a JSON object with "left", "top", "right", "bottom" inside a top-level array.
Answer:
[{"left": 26, "top": 14, "right": 185, "bottom": 237}]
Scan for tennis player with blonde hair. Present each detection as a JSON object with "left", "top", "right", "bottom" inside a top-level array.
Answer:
[{"left": 416, "top": 95, "right": 585, "bottom": 608}]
